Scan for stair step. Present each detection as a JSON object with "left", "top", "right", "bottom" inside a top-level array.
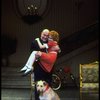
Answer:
[
  {"left": 2, "top": 76, "right": 30, "bottom": 81},
  {"left": 1, "top": 66, "right": 22, "bottom": 71},
  {"left": 1, "top": 97, "right": 32, "bottom": 100},
  {"left": 1, "top": 88, "right": 35, "bottom": 100},
  {"left": 2, "top": 85, "right": 30, "bottom": 88},
  {"left": 1, "top": 66, "right": 32, "bottom": 89}
]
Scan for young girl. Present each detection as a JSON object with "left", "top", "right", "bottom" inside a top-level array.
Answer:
[{"left": 20, "top": 30, "right": 61, "bottom": 75}]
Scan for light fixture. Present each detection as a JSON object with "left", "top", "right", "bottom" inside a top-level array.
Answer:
[
  {"left": 22, "top": 5, "right": 42, "bottom": 24},
  {"left": 12, "top": 0, "right": 51, "bottom": 24}
]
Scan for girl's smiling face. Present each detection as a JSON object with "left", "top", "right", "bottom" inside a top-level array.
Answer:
[{"left": 48, "top": 35, "right": 53, "bottom": 41}]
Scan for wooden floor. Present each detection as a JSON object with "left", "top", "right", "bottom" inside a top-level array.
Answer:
[
  {"left": 1, "top": 87, "right": 99, "bottom": 100},
  {"left": 1, "top": 65, "right": 99, "bottom": 100}
]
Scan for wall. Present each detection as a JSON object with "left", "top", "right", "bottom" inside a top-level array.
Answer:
[
  {"left": 1, "top": 0, "right": 98, "bottom": 66},
  {"left": 1, "top": 0, "right": 74, "bottom": 65},
  {"left": 55, "top": 40, "right": 99, "bottom": 78}
]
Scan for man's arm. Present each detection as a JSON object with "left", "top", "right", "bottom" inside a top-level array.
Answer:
[
  {"left": 30, "top": 39, "right": 41, "bottom": 52},
  {"left": 35, "top": 38, "right": 48, "bottom": 49}
]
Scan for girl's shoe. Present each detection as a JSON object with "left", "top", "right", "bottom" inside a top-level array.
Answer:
[
  {"left": 20, "top": 66, "right": 28, "bottom": 72},
  {"left": 23, "top": 67, "right": 33, "bottom": 76}
]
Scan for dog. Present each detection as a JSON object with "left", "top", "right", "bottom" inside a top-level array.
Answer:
[{"left": 36, "top": 80, "right": 60, "bottom": 100}]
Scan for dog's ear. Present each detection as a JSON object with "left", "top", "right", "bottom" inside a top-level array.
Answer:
[
  {"left": 35, "top": 81, "right": 38, "bottom": 85},
  {"left": 43, "top": 81, "right": 48, "bottom": 86}
]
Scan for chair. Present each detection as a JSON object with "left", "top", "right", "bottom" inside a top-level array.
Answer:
[{"left": 80, "top": 61, "right": 99, "bottom": 93}]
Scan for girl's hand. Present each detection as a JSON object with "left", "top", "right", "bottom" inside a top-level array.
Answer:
[
  {"left": 35, "top": 38, "right": 39, "bottom": 41},
  {"left": 35, "top": 51, "right": 42, "bottom": 58}
]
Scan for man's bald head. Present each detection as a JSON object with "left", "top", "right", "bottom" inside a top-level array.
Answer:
[{"left": 41, "top": 29, "right": 49, "bottom": 42}]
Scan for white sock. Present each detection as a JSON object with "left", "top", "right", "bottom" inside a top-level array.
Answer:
[{"left": 25, "top": 51, "right": 37, "bottom": 69}]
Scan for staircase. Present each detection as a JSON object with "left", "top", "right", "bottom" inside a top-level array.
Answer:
[
  {"left": 1, "top": 65, "right": 35, "bottom": 100},
  {"left": 1, "top": 65, "right": 31, "bottom": 88}
]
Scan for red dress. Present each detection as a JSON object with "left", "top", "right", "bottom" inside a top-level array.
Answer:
[{"left": 39, "top": 41, "right": 58, "bottom": 73}]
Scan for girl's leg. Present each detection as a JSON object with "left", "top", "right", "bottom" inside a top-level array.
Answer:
[{"left": 20, "top": 51, "right": 37, "bottom": 72}]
